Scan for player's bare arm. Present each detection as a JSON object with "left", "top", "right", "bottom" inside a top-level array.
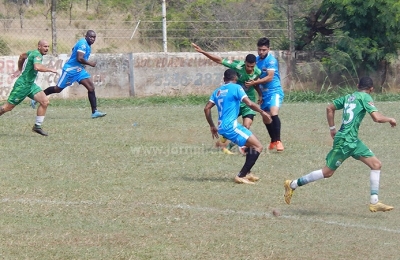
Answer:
[
  {"left": 191, "top": 43, "right": 223, "bottom": 64},
  {"left": 326, "top": 103, "right": 337, "bottom": 138},
  {"left": 242, "top": 97, "right": 272, "bottom": 124},
  {"left": 204, "top": 101, "right": 219, "bottom": 139},
  {"left": 253, "top": 69, "right": 274, "bottom": 85},
  {"left": 34, "top": 63, "right": 57, "bottom": 74},
  {"left": 77, "top": 51, "right": 96, "bottom": 67},
  {"left": 370, "top": 111, "right": 396, "bottom": 127}
]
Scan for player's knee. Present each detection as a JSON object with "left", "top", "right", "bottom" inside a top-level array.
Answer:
[
  {"left": 38, "top": 97, "right": 50, "bottom": 107},
  {"left": 370, "top": 160, "right": 382, "bottom": 170}
]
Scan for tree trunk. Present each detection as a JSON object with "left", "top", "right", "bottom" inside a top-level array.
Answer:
[{"left": 51, "top": 0, "right": 57, "bottom": 55}]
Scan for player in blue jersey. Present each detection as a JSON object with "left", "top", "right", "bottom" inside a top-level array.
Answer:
[
  {"left": 35, "top": 30, "right": 106, "bottom": 119},
  {"left": 204, "top": 69, "right": 271, "bottom": 184},
  {"left": 246, "top": 37, "right": 285, "bottom": 152}
]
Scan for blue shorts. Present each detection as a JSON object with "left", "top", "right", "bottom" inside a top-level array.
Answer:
[
  {"left": 219, "top": 122, "right": 252, "bottom": 147},
  {"left": 261, "top": 92, "right": 284, "bottom": 111},
  {"left": 57, "top": 68, "right": 91, "bottom": 89}
]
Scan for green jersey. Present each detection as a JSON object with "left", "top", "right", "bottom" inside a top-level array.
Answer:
[
  {"left": 333, "top": 91, "right": 378, "bottom": 142},
  {"left": 221, "top": 58, "right": 261, "bottom": 102},
  {"left": 18, "top": 49, "right": 43, "bottom": 85}
]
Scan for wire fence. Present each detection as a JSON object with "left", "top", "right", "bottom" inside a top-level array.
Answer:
[{"left": 0, "top": 19, "right": 288, "bottom": 55}]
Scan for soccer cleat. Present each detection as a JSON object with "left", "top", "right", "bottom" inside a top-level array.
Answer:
[
  {"left": 245, "top": 173, "right": 260, "bottom": 182},
  {"left": 30, "top": 100, "right": 37, "bottom": 109},
  {"left": 369, "top": 202, "right": 394, "bottom": 212},
  {"left": 91, "top": 110, "right": 107, "bottom": 119},
  {"left": 234, "top": 176, "right": 255, "bottom": 185},
  {"left": 276, "top": 141, "right": 284, "bottom": 152},
  {"left": 268, "top": 142, "right": 277, "bottom": 150},
  {"left": 32, "top": 125, "right": 48, "bottom": 136},
  {"left": 284, "top": 180, "right": 294, "bottom": 204},
  {"left": 222, "top": 148, "right": 235, "bottom": 155}
]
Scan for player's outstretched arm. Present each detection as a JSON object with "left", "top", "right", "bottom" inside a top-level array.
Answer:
[
  {"left": 242, "top": 97, "right": 271, "bottom": 124},
  {"left": 191, "top": 43, "right": 222, "bottom": 64},
  {"left": 370, "top": 111, "right": 396, "bottom": 127}
]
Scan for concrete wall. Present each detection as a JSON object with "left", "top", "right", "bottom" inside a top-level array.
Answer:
[{"left": 1, "top": 51, "right": 399, "bottom": 101}]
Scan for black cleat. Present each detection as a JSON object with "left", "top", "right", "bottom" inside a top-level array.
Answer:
[{"left": 32, "top": 125, "right": 48, "bottom": 136}]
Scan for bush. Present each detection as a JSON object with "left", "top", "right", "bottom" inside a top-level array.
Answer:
[{"left": 0, "top": 37, "right": 11, "bottom": 55}]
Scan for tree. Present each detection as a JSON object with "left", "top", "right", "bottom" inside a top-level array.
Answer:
[{"left": 297, "top": 0, "right": 400, "bottom": 85}]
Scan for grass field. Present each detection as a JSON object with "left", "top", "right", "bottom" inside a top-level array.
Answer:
[{"left": 1, "top": 98, "right": 400, "bottom": 259}]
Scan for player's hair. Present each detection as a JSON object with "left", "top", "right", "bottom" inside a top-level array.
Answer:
[
  {"left": 86, "top": 30, "right": 96, "bottom": 36},
  {"left": 358, "top": 76, "right": 373, "bottom": 90},
  {"left": 245, "top": 54, "right": 256, "bottom": 63},
  {"left": 257, "top": 37, "right": 270, "bottom": 47},
  {"left": 224, "top": 69, "right": 238, "bottom": 81}
]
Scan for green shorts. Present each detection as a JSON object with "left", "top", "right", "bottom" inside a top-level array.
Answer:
[
  {"left": 325, "top": 137, "right": 374, "bottom": 170},
  {"left": 7, "top": 80, "right": 42, "bottom": 105},
  {"left": 238, "top": 102, "right": 256, "bottom": 118}
]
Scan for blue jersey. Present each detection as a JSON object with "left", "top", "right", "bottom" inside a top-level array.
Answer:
[
  {"left": 63, "top": 38, "right": 91, "bottom": 71},
  {"left": 209, "top": 82, "right": 247, "bottom": 131},
  {"left": 256, "top": 52, "right": 283, "bottom": 96}
]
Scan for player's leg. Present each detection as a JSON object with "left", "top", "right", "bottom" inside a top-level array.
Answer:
[
  {"left": 269, "top": 92, "right": 284, "bottom": 151},
  {"left": 355, "top": 142, "right": 393, "bottom": 212},
  {"left": 0, "top": 102, "right": 16, "bottom": 116},
  {"left": 284, "top": 141, "right": 346, "bottom": 204},
  {"left": 227, "top": 125, "right": 263, "bottom": 184},
  {"left": 32, "top": 70, "right": 67, "bottom": 109},
  {"left": 2, "top": 80, "right": 27, "bottom": 115},
  {"left": 29, "top": 84, "right": 49, "bottom": 136},
  {"left": 79, "top": 72, "right": 106, "bottom": 118}
]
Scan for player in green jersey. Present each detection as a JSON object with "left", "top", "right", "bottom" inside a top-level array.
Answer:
[
  {"left": 192, "top": 43, "right": 263, "bottom": 154},
  {"left": 283, "top": 76, "right": 396, "bottom": 212},
  {"left": 2, "top": 40, "right": 57, "bottom": 136}
]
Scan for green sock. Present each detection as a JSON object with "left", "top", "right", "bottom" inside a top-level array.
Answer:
[{"left": 227, "top": 142, "right": 236, "bottom": 150}]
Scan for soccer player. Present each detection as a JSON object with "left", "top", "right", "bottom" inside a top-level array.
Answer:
[
  {"left": 204, "top": 69, "right": 271, "bottom": 184},
  {"left": 245, "top": 37, "right": 285, "bottom": 152},
  {"left": 283, "top": 76, "right": 396, "bottom": 212},
  {"left": 192, "top": 43, "right": 263, "bottom": 154},
  {"left": 35, "top": 30, "right": 106, "bottom": 119},
  {"left": 1, "top": 40, "right": 57, "bottom": 136}
]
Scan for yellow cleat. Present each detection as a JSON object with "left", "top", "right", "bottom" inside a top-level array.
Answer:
[
  {"left": 369, "top": 201, "right": 394, "bottom": 212},
  {"left": 284, "top": 180, "right": 294, "bottom": 204},
  {"left": 245, "top": 173, "right": 260, "bottom": 182},
  {"left": 222, "top": 148, "right": 235, "bottom": 155},
  {"left": 234, "top": 176, "right": 255, "bottom": 185}
]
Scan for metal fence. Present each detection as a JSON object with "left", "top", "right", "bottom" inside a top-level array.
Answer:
[{"left": 0, "top": 19, "right": 288, "bottom": 55}]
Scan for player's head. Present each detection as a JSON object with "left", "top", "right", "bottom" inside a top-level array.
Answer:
[
  {"left": 37, "top": 39, "right": 50, "bottom": 55},
  {"left": 257, "top": 37, "right": 270, "bottom": 59},
  {"left": 358, "top": 76, "right": 374, "bottom": 92},
  {"left": 244, "top": 54, "right": 256, "bottom": 74},
  {"left": 224, "top": 69, "right": 238, "bottom": 83},
  {"left": 85, "top": 30, "right": 96, "bottom": 45}
]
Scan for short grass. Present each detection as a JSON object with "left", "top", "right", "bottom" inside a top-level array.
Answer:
[{"left": 1, "top": 96, "right": 400, "bottom": 259}]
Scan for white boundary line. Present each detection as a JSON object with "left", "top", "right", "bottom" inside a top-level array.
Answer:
[{"left": 2, "top": 197, "right": 400, "bottom": 234}]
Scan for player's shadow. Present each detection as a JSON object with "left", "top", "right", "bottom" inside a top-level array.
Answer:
[{"left": 182, "top": 176, "right": 231, "bottom": 183}]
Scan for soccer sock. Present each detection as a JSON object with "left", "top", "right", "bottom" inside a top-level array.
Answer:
[
  {"left": 227, "top": 142, "right": 236, "bottom": 150},
  {"left": 44, "top": 86, "right": 56, "bottom": 96},
  {"left": 265, "top": 123, "right": 274, "bottom": 142},
  {"left": 292, "top": 169, "right": 324, "bottom": 188},
  {"left": 370, "top": 170, "right": 380, "bottom": 204},
  {"left": 88, "top": 91, "right": 97, "bottom": 113},
  {"left": 271, "top": 115, "right": 281, "bottom": 141},
  {"left": 35, "top": 116, "right": 45, "bottom": 126},
  {"left": 238, "top": 149, "right": 260, "bottom": 177}
]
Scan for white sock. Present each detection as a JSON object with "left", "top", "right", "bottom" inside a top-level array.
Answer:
[
  {"left": 292, "top": 169, "right": 324, "bottom": 189},
  {"left": 370, "top": 170, "right": 380, "bottom": 204},
  {"left": 35, "top": 116, "right": 45, "bottom": 126}
]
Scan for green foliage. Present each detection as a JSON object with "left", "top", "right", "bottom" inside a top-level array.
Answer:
[{"left": 0, "top": 37, "right": 11, "bottom": 55}]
